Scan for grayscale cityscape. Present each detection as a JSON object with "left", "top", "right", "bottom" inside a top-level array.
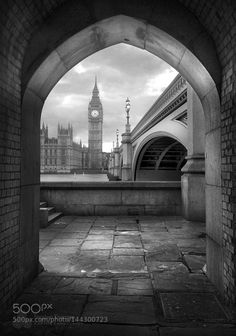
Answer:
[{"left": 0, "top": 1, "right": 236, "bottom": 335}]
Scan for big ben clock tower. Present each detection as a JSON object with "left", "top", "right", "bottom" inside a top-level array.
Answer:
[{"left": 88, "top": 77, "right": 103, "bottom": 170}]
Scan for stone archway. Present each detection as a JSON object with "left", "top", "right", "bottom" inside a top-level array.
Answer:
[{"left": 21, "top": 14, "right": 222, "bottom": 297}]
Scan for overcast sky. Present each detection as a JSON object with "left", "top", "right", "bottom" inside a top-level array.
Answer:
[{"left": 41, "top": 43, "right": 178, "bottom": 152}]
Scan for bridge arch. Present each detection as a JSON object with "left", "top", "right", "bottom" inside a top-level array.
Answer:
[
  {"left": 132, "top": 130, "right": 188, "bottom": 180},
  {"left": 134, "top": 135, "right": 187, "bottom": 182},
  {"left": 21, "top": 8, "right": 223, "bottom": 298}
]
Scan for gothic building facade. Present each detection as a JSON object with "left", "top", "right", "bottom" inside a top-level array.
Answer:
[
  {"left": 88, "top": 78, "right": 103, "bottom": 170},
  {"left": 40, "top": 123, "right": 88, "bottom": 173}
]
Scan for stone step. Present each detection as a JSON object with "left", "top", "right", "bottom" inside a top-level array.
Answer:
[
  {"left": 40, "top": 201, "right": 47, "bottom": 207},
  {"left": 47, "top": 206, "right": 55, "bottom": 214},
  {"left": 48, "top": 212, "right": 63, "bottom": 224}
]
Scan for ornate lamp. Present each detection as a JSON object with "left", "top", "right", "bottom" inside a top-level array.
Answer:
[{"left": 125, "top": 97, "right": 131, "bottom": 133}]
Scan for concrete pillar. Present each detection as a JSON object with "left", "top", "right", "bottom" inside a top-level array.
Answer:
[
  {"left": 181, "top": 84, "right": 205, "bottom": 221},
  {"left": 118, "top": 155, "right": 123, "bottom": 180},
  {"left": 121, "top": 132, "right": 132, "bottom": 181},
  {"left": 111, "top": 152, "right": 115, "bottom": 176},
  {"left": 113, "top": 147, "right": 120, "bottom": 177}
]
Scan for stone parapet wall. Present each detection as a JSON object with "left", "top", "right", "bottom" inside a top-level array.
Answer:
[{"left": 40, "top": 182, "right": 182, "bottom": 216}]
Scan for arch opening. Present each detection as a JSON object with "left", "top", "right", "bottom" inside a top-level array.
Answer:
[
  {"left": 21, "top": 14, "right": 222, "bottom": 296},
  {"left": 135, "top": 136, "right": 187, "bottom": 181}
]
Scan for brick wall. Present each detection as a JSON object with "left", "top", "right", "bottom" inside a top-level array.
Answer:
[
  {"left": 179, "top": 0, "right": 236, "bottom": 304},
  {"left": 0, "top": 0, "right": 235, "bottom": 309}
]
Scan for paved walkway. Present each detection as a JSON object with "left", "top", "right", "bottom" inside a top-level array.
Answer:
[{"left": 2, "top": 216, "right": 236, "bottom": 335}]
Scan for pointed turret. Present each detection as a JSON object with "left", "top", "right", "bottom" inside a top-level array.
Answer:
[{"left": 92, "top": 76, "right": 99, "bottom": 97}]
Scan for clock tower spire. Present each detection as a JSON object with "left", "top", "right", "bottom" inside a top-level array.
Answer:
[{"left": 88, "top": 77, "right": 103, "bottom": 170}]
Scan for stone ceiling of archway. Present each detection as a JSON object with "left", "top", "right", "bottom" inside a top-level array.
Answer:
[{"left": 21, "top": 0, "right": 222, "bottom": 95}]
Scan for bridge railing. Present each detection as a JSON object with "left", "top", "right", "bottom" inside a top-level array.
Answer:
[{"left": 131, "top": 74, "right": 187, "bottom": 141}]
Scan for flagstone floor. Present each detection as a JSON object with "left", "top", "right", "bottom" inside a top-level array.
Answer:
[{"left": 2, "top": 216, "right": 236, "bottom": 335}]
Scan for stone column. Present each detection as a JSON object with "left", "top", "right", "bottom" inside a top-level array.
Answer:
[
  {"left": 111, "top": 152, "right": 115, "bottom": 176},
  {"left": 118, "top": 150, "right": 122, "bottom": 180},
  {"left": 113, "top": 147, "right": 120, "bottom": 178},
  {"left": 121, "top": 132, "right": 132, "bottom": 181},
  {"left": 181, "top": 84, "right": 205, "bottom": 221}
]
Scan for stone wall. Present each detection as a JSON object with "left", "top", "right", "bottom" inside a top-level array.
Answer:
[{"left": 40, "top": 182, "right": 182, "bottom": 216}]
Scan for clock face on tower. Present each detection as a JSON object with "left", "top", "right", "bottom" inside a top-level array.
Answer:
[{"left": 91, "top": 110, "right": 99, "bottom": 118}]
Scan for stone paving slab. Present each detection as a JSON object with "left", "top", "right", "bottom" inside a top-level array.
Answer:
[
  {"left": 153, "top": 271, "right": 215, "bottom": 292},
  {"left": 114, "top": 235, "right": 142, "bottom": 248},
  {"left": 169, "top": 232, "right": 200, "bottom": 239},
  {"left": 64, "top": 324, "right": 158, "bottom": 336},
  {"left": 89, "top": 229, "right": 114, "bottom": 235},
  {"left": 79, "top": 250, "right": 110, "bottom": 258},
  {"left": 54, "top": 277, "right": 112, "bottom": 295},
  {"left": 49, "top": 239, "right": 84, "bottom": 246},
  {"left": 68, "top": 253, "right": 110, "bottom": 275},
  {"left": 140, "top": 219, "right": 165, "bottom": 224},
  {"left": 40, "top": 246, "right": 79, "bottom": 273},
  {"left": 85, "top": 234, "right": 113, "bottom": 241},
  {"left": 81, "top": 295, "right": 157, "bottom": 324},
  {"left": 179, "top": 246, "right": 206, "bottom": 255},
  {"left": 143, "top": 241, "right": 176, "bottom": 252},
  {"left": 160, "top": 293, "right": 228, "bottom": 321},
  {"left": 94, "top": 216, "right": 118, "bottom": 222},
  {"left": 81, "top": 240, "right": 113, "bottom": 250},
  {"left": 112, "top": 248, "right": 144, "bottom": 256},
  {"left": 159, "top": 327, "right": 236, "bottom": 336},
  {"left": 109, "top": 256, "right": 147, "bottom": 273},
  {"left": 92, "top": 224, "right": 115, "bottom": 229},
  {"left": 177, "top": 238, "right": 205, "bottom": 247},
  {"left": 147, "top": 261, "right": 189, "bottom": 273},
  {"left": 71, "top": 217, "right": 95, "bottom": 223},
  {"left": 56, "top": 215, "right": 77, "bottom": 224},
  {"left": 116, "top": 223, "right": 139, "bottom": 231},
  {"left": 141, "top": 232, "right": 171, "bottom": 240},
  {"left": 117, "top": 278, "right": 153, "bottom": 296},
  {"left": 93, "top": 221, "right": 117, "bottom": 227},
  {"left": 141, "top": 227, "right": 168, "bottom": 232},
  {"left": 184, "top": 255, "right": 206, "bottom": 273},
  {"left": 115, "top": 230, "right": 140, "bottom": 236},
  {"left": 63, "top": 223, "right": 92, "bottom": 232},
  {"left": 55, "top": 232, "right": 87, "bottom": 239},
  {"left": 145, "top": 244, "right": 182, "bottom": 262}
]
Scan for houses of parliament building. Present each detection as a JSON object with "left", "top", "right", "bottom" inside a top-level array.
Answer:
[{"left": 40, "top": 78, "right": 107, "bottom": 173}]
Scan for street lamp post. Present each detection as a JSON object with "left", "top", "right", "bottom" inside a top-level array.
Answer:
[
  {"left": 121, "top": 97, "right": 132, "bottom": 181},
  {"left": 125, "top": 97, "right": 131, "bottom": 133},
  {"left": 113, "top": 129, "right": 120, "bottom": 179}
]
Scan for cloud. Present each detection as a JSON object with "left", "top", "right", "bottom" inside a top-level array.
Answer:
[
  {"left": 73, "top": 63, "right": 87, "bottom": 74},
  {"left": 41, "top": 43, "right": 179, "bottom": 149},
  {"left": 59, "top": 94, "right": 87, "bottom": 108},
  {"left": 145, "top": 69, "right": 178, "bottom": 96}
]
